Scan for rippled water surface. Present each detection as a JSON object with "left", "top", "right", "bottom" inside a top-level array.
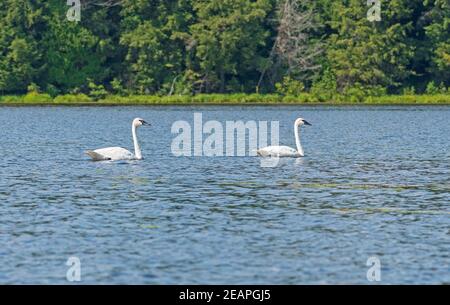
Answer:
[{"left": 0, "top": 106, "right": 449, "bottom": 284}]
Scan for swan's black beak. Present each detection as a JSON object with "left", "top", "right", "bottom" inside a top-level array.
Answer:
[
  {"left": 303, "top": 120, "right": 312, "bottom": 126},
  {"left": 142, "top": 121, "right": 151, "bottom": 126}
]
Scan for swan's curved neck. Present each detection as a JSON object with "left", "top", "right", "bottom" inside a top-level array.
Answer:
[
  {"left": 132, "top": 125, "right": 142, "bottom": 160},
  {"left": 294, "top": 124, "right": 304, "bottom": 157}
]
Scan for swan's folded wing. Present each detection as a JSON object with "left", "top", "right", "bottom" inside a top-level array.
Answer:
[
  {"left": 257, "top": 146, "right": 298, "bottom": 157},
  {"left": 85, "top": 150, "right": 111, "bottom": 161},
  {"left": 88, "top": 147, "right": 135, "bottom": 161}
]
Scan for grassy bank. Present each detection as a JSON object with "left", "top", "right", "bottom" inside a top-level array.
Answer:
[{"left": 1, "top": 93, "right": 450, "bottom": 106}]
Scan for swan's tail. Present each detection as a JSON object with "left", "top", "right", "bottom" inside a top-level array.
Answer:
[
  {"left": 251, "top": 149, "right": 262, "bottom": 157},
  {"left": 255, "top": 149, "right": 268, "bottom": 157},
  {"left": 85, "top": 150, "right": 109, "bottom": 161}
]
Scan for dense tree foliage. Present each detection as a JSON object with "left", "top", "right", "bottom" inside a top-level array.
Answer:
[{"left": 0, "top": 0, "right": 448, "bottom": 95}]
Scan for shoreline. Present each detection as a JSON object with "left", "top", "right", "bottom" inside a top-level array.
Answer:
[
  {"left": 2, "top": 102, "right": 450, "bottom": 107},
  {"left": 1, "top": 93, "right": 450, "bottom": 106}
]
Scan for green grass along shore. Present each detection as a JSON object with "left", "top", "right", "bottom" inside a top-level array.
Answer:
[{"left": 1, "top": 92, "right": 450, "bottom": 106}]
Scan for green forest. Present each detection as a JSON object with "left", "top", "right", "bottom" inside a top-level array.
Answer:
[{"left": 0, "top": 0, "right": 449, "bottom": 104}]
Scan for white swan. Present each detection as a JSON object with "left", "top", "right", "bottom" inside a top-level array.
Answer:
[
  {"left": 86, "top": 118, "right": 150, "bottom": 161},
  {"left": 257, "top": 118, "right": 311, "bottom": 157}
]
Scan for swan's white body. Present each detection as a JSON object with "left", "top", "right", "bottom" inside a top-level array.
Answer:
[
  {"left": 86, "top": 118, "right": 149, "bottom": 161},
  {"left": 257, "top": 118, "right": 311, "bottom": 158},
  {"left": 257, "top": 146, "right": 301, "bottom": 158},
  {"left": 86, "top": 147, "right": 135, "bottom": 161}
]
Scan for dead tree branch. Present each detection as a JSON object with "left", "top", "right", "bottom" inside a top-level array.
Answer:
[{"left": 257, "top": 0, "right": 322, "bottom": 92}]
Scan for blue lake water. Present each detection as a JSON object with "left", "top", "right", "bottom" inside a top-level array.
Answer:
[{"left": 0, "top": 105, "right": 449, "bottom": 284}]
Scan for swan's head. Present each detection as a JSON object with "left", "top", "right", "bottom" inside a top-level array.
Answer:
[
  {"left": 133, "top": 118, "right": 151, "bottom": 128},
  {"left": 295, "top": 118, "right": 312, "bottom": 127}
]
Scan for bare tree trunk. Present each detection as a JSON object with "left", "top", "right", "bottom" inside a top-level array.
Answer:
[
  {"left": 256, "top": 42, "right": 277, "bottom": 93},
  {"left": 168, "top": 75, "right": 182, "bottom": 96},
  {"left": 257, "top": 0, "right": 322, "bottom": 92},
  {"left": 198, "top": 74, "right": 208, "bottom": 94},
  {"left": 219, "top": 69, "right": 225, "bottom": 93}
]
